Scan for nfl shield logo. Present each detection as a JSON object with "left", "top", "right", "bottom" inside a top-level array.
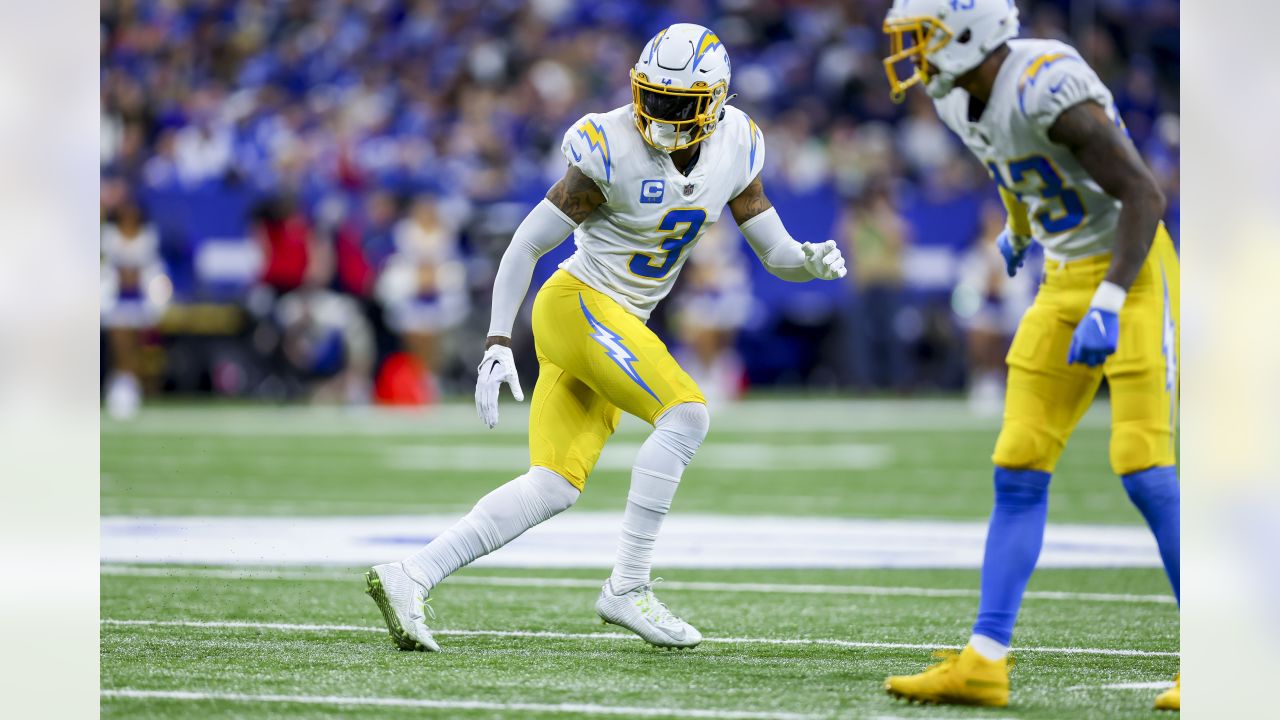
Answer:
[{"left": 683, "top": 183, "right": 695, "bottom": 196}]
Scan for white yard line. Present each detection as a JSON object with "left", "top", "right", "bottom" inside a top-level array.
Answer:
[
  {"left": 100, "top": 688, "right": 820, "bottom": 720},
  {"left": 101, "top": 618, "right": 1180, "bottom": 657},
  {"left": 100, "top": 514, "right": 1163, "bottom": 569},
  {"left": 100, "top": 565, "right": 1176, "bottom": 605}
]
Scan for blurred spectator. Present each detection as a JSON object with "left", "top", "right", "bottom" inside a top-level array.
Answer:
[
  {"left": 253, "top": 195, "right": 315, "bottom": 295},
  {"left": 375, "top": 194, "right": 469, "bottom": 401},
  {"left": 842, "top": 183, "right": 910, "bottom": 391},
  {"left": 330, "top": 190, "right": 401, "bottom": 299},
  {"left": 952, "top": 201, "right": 1038, "bottom": 416},
  {"left": 274, "top": 286, "right": 375, "bottom": 405},
  {"left": 98, "top": 0, "right": 1178, "bottom": 398},
  {"left": 174, "top": 88, "right": 234, "bottom": 186},
  {"left": 671, "top": 223, "right": 753, "bottom": 405},
  {"left": 101, "top": 200, "right": 171, "bottom": 419}
]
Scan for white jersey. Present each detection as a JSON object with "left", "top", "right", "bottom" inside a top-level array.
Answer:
[
  {"left": 101, "top": 222, "right": 168, "bottom": 328},
  {"left": 934, "top": 39, "right": 1122, "bottom": 261},
  {"left": 102, "top": 223, "right": 160, "bottom": 269},
  {"left": 559, "top": 103, "right": 765, "bottom": 320}
]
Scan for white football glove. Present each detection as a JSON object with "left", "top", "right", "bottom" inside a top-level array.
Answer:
[
  {"left": 475, "top": 344, "right": 524, "bottom": 429},
  {"left": 801, "top": 240, "right": 847, "bottom": 280}
]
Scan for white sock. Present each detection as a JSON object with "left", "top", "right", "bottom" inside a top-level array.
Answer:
[
  {"left": 609, "top": 402, "right": 709, "bottom": 593},
  {"left": 969, "top": 633, "right": 1010, "bottom": 661},
  {"left": 401, "top": 466, "right": 578, "bottom": 588}
]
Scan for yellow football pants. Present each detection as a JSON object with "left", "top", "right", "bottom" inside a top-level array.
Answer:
[
  {"left": 528, "top": 270, "right": 705, "bottom": 490},
  {"left": 993, "top": 225, "right": 1179, "bottom": 475}
]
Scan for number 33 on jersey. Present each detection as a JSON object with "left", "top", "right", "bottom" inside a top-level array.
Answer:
[{"left": 558, "top": 104, "right": 765, "bottom": 321}]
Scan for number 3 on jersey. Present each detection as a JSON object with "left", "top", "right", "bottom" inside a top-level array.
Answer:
[
  {"left": 989, "top": 156, "right": 1086, "bottom": 235},
  {"left": 629, "top": 208, "right": 706, "bottom": 279}
]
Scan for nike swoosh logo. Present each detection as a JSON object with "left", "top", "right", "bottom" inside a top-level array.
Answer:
[
  {"left": 569, "top": 145, "right": 583, "bottom": 162},
  {"left": 1091, "top": 312, "right": 1107, "bottom": 335},
  {"left": 1049, "top": 78, "right": 1067, "bottom": 94},
  {"left": 663, "top": 627, "right": 687, "bottom": 642}
]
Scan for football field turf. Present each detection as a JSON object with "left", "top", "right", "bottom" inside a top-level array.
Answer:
[{"left": 101, "top": 399, "right": 1178, "bottom": 718}]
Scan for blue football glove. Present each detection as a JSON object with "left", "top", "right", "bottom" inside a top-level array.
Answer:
[
  {"left": 995, "top": 228, "right": 1032, "bottom": 277},
  {"left": 1067, "top": 308, "right": 1120, "bottom": 367}
]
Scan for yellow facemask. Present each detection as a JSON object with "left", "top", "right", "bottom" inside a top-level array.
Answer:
[
  {"left": 882, "top": 16, "right": 954, "bottom": 103},
  {"left": 630, "top": 69, "right": 727, "bottom": 152}
]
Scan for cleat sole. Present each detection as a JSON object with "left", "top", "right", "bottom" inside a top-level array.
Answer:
[
  {"left": 884, "top": 684, "right": 1004, "bottom": 708},
  {"left": 364, "top": 569, "right": 426, "bottom": 652}
]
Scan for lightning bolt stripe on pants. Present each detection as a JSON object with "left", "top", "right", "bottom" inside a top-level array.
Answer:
[{"left": 578, "top": 294, "right": 660, "bottom": 402}]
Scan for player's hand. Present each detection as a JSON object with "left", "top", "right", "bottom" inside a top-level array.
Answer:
[
  {"left": 475, "top": 344, "right": 524, "bottom": 429},
  {"left": 1067, "top": 308, "right": 1119, "bottom": 367},
  {"left": 995, "top": 228, "right": 1033, "bottom": 277},
  {"left": 801, "top": 240, "right": 847, "bottom": 280}
]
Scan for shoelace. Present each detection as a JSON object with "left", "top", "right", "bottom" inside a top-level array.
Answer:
[
  {"left": 634, "top": 578, "right": 678, "bottom": 625},
  {"left": 419, "top": 595, "right": 436, "bottom": 622}
]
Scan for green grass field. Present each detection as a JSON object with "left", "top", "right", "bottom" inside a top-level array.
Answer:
[{"left": 101, "top": 399, "right": 1178, "bottom": 718}]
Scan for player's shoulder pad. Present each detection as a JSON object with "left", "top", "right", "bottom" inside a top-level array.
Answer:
[
  {"left": 723, "top": 105, "right": 766, "bottom": 191},
  {"left": 1014, "top": 41, "right": 1112, "bottom": 133},
  {"left": 561, "top": 108, "right": 628, "bottom": 192}
]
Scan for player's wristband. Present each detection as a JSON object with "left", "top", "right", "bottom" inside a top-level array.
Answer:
[{"left": 1089, "top": 281, "right": 1127, "bottom": 313}]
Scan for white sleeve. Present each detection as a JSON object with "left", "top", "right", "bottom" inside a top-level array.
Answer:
[
  {"left": 561, "top": 114, "right": 614, "bottom": 202},
  {"left": 738, "top": 207, "right": 810, "bottom": 282},
  {"left": 486, "top": 199, "right": 576, "bottom": 338},
  {"left": 1018, "top": 52, "right": 1113, "bottom": 135}
]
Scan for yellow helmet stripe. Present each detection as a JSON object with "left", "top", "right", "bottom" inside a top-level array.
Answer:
[
  {"left": 691, "top": 29, "right": 722, "bottom": 71},
  {"left": 646, "top": 27, "right": 668, "bottom": 64}
]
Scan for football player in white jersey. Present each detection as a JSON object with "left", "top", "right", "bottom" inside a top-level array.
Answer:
[
  {"left": 878, "top": 0, "right": 1179, "bottom": 710},
  {"left": 365, "top": 23, "right": 846, "bottom": 653}
]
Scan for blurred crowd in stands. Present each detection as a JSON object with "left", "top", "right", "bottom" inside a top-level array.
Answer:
[{"left": 100, "top": 0, "right": 1180, "bottom": 415}]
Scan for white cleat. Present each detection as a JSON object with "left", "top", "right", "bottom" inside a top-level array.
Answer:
[
  {"left": 595, "top": 578, "right": 702, "bottom": 649},
  {"left": 364, "top": 562, "right": 440, "bottom": 652}
]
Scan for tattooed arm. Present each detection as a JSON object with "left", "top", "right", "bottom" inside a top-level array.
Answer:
[
  {"left": 730, "top": 176, "right": 847, "bottom": 282},
  {"left": 728, "top": 175, "right": 774, "bottom": 226},
  {"left": 484, "top": 165, "right": 604, "bottom": 348},
  {"left": 546, "top": 165, "right": 607, "bottom": 224}
]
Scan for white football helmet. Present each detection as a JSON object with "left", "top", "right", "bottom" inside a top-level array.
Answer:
[
  {"left": 883, "top": 0, "right": 1020, "bottom": 100},
  {"left": 631, "top": 23, "right": 731, "bottom": 152}
]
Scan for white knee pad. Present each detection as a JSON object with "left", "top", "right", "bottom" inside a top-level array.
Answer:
[{"left": 650, "top": 402, "right": 710, "bottom": 466}]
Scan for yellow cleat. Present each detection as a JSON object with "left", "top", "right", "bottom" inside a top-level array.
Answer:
[
  {"left": 1153, "top": 673, "right": 1179, "bottom": 711},
  {"left": 884, "top": 645, "right": 1010, "bottom": 707}
]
